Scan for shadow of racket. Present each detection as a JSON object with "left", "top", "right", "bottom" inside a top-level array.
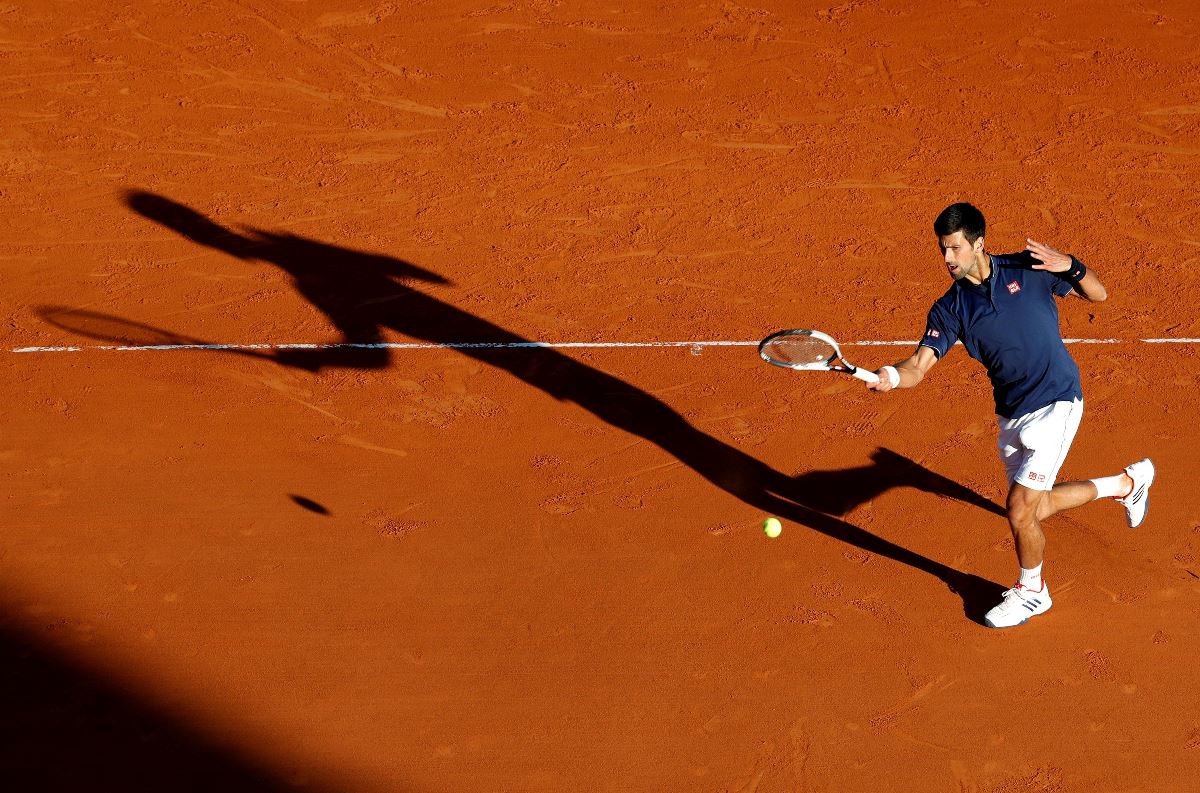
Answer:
[{"left": 36, "top": 305, "right": 278, "bottom": 362}]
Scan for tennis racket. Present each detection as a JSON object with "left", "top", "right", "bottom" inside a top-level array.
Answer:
[
  {"left": 37, "top": 305, "right": 273, "bottom": 359},
  {"left": 758, "top": 329, "right": 879, "bottom": 383}
]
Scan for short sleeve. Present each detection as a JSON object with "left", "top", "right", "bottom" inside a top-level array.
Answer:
[{"left": 919, "top": 302, "right": 958, "bottom": 359}]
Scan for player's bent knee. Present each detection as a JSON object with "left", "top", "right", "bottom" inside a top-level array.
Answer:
[
  {"left": 1007, "top": 508, "right": 1037, "bottom": 531},
  {"left": 1035, "top": 497, "right": 1059, "bottom": 522},
  {"left": 1006, "top": 484, "right": 1046, "bottom": 527}
]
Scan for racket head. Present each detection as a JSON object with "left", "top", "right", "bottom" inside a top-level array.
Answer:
[
  {"left": 37, "top": 305, "right": 211, "bottom": 349},
  {"left": 758, "top": 328, "right": 843, "bottom": 371}
]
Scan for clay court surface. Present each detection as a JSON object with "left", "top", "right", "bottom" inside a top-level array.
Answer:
[{"left": 4, "top": 2, "right": 1200, "bottom": 791}]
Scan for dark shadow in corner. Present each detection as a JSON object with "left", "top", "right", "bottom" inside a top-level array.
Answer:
[
  {"left": 0, "top": 610, "right": 385, "bottom": 792},
  {"left": 118, "top": 191, "right": 1006, "bottom": 623}
]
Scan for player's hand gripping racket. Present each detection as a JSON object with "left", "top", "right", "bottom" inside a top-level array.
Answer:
[{"left": 758, "top": 329, "right": 879, "bottom": 383}]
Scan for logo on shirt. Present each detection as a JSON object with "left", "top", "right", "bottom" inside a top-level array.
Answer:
[
  {"left": 1026, "top": 471, "right": 1046, "bottom": 484},
  {"left": 1007, "top": 280, "right": 1021, "bottom": 295},
  {"left": 926, "top": 328, "right": 940, "bottom": 338}
]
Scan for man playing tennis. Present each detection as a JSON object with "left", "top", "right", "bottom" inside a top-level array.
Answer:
[{"left": 868, "top": 202, "right": 1154, "bottom": 629}]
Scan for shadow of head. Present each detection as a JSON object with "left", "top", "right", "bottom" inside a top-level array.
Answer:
[{"left": 787, "top": 447, "right": 1004, "bottom": 519}]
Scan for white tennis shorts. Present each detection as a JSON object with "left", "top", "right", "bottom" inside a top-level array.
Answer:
[{"left": 997, "top": 398, "right": 1083, "bottom": 491}]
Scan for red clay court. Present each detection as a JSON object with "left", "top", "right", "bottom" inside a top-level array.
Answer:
[{"left": 3, "top": 2, "right": 1199, "bottom": 791}]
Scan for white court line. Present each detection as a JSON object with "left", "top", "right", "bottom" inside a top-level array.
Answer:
[{"left": 8, "top": 338, "right": 1200, "bottom": 353}]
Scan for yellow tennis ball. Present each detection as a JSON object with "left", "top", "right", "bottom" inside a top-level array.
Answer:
[{"left": 763, "top": 517, "right": 782, "bottom": 538}]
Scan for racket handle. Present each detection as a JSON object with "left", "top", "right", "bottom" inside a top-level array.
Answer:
[{"left": 851, "top": 367, "right": 880, "bottom": 384}]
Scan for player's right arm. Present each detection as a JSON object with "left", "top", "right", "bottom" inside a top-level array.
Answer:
[
  {"left": 869, "top": 345, "right": 939, "bottom": 392},
  {"left": 870, "top": 300, "right": 957, "bottom": 392}
]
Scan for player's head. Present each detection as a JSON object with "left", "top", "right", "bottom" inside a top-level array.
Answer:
[
  {"left": 934, "top": 202, "right": 986, "bottom": 244},
  {"left": 934, "top": 202, "right": 986, "bottom": 281}
]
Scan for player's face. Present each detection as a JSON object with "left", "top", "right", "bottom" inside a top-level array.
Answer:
[{"left": 938, "top": 231, "right": 984, "bottom": 282}]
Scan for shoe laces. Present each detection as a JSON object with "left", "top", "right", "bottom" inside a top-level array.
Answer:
[{"left": 1010, "top": 583, "right": 1040, "bottom": 598}]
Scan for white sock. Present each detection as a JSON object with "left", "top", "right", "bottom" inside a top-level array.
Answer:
[
  {"left": 1019, "top": 563, "right": 1043, "bottom": 591},
  {"left": 1091, "top": 473, "right": 1131, "bottom": 499}
]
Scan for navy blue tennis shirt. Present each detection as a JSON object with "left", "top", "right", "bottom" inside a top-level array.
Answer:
[{"left": 919, "top": 251, "right": 1081, "bottom": 419}]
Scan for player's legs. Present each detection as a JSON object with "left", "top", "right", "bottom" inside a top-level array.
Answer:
[
  {"left": 998, "top": 398, "right": 1085, "bottom": 535},
  {"left": 987, "top": 482, "right": 1054, "bottom": 628},
  {"left": 986, "top": 399, "right": 1082, "bottom": 628},
  {"left": 987, "top": 399, "right": 1156, "bottom": 627},
  {"left": 1035, "top": 479, "right": 1103, "bottom": 521},
  {"left": 1006, "top": 483, "right": 1048, "bottom": 568},
  {"left": 1033, "top": 465, "right": 1152, "bottom": 529}
]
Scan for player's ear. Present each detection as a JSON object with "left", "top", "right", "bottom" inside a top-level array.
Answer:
[{"left": 973, "top": 235, "right": 985, "bottom": 252}]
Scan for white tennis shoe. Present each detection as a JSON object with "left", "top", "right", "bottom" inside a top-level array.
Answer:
[
  {"left": 1116, "top": 458, "right": 1155, "bottom": 528},
  {"left": 984, "top": 583, "right": 1052, "bottom": 629}
]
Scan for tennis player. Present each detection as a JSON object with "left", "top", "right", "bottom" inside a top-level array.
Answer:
[{"left": 868, "top": 202, "right": 1154, "bottom": 628}]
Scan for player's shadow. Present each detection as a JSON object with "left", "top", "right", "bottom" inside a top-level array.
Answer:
[
  {"left": 123, "top": 191, "right": 1006, "bottom": 624},
  {"left": 797, "top": 448, "right": 1007, "bottom": 520}
]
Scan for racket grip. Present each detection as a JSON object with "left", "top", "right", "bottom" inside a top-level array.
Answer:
[{"left": 851, "top": 367, "right": 880, "bottom": 384}]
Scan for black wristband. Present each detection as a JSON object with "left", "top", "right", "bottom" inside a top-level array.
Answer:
[{"left": 1061, "top": 256, "right": 1087, "bottom": 283}]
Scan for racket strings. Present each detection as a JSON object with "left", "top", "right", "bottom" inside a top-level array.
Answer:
[{"left": 762, "top": 335, "right": 837, "bottom": 366}]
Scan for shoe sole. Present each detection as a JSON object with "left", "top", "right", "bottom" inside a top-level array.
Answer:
[
  {"left": 1128, "top": 491, "right": 1150, "bottom": 528},
  {"left": 985, "top": 603, "right": 1052, "bottom": 629},
  {"left": 1125, "top": 460, "right": 1155, "bottom": 528}
]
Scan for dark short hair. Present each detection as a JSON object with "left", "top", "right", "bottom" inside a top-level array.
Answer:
[{"left": 934, "top": 202, "right": 986, "bottom": 244}]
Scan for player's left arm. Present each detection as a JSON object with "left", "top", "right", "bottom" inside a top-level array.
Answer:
[{"left": 1025, "top": 238, "right": 1108, "bottom": 302}]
